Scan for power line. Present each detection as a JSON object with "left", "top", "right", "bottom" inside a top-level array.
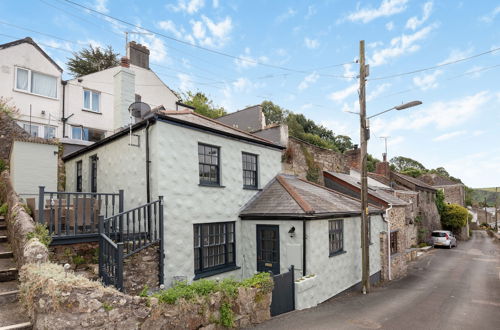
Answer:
[
  {"left": 0, "top": 33, "right": 73, "bottom": 54},
  {"left": 61, "top": 0, "right": 355, "bottom": 77},
  {"left": 369, "top": 46, "right": 500, "bottom": 81}
]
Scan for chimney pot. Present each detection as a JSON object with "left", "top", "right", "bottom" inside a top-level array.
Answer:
[{"left": 120, "top": 56, "right": 130, "bottom": 68}]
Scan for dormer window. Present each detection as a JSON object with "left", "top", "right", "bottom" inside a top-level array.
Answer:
[
  {"left": 15, "top": 67, "right": 57, "bottom": 98},
  {"left": 83, "top": 89, "right": 100, "bottom": 112}
]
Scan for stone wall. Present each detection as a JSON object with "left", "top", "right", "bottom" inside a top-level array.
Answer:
[
  {"left": 437, "top": 185, "right": 465, "bottom": 206},
  {"left": 283, "top": 136, "right": 349, "bottom": 184},
  {"left": 0, "top": 110, "right": 31, "bottom": 163},
  {"left": 50, "top": 242, "right": 99, "bottom": 280},
  {"left": 394, "top": 191, "right": 419, "bottom": 247},
  {"left": 417, "top": 191, "right": 441, "bottom": 242},
  {"left": 123, "top": 243, "right": 160, "bottom": 295}
]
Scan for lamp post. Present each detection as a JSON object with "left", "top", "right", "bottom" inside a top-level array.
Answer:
[{"left": 358, "top": 38, "right": 422, "bottom": 294}]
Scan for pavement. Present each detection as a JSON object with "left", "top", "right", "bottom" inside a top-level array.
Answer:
[{"left": 250, "top": 230, "right": 500, "bottom": 330}]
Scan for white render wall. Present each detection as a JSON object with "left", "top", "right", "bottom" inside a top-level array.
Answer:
[
  {"left": 0, "top": 42, "right": 62, "bottom": 137},
  {"left": 65, "top": 119, "right": 283, "bottom": 285},
  {"left": 153, "top": 122, "right": 283, "bottom": 285},
  {"left": 64, "top": 65, "right": 179, "bottom": 139},
  {"left": 10, "top": 141, "right": 58, "bottom": 195}
]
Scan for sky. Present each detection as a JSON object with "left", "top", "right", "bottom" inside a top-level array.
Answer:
[{"left": 1, "top": 0, "right": 499, "bottom": 188}]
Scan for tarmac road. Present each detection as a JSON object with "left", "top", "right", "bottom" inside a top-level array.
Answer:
[{"left": 250, "top": 230, "right": 500, "bottom": 330}]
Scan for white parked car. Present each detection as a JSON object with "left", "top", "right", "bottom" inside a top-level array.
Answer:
[{"left": 431, "top": 230, "right": 457, "bottom": 249}]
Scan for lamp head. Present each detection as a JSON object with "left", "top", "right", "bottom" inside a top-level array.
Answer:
[{"left": 395, "top": 100, "right": 422, "bottom": 111}]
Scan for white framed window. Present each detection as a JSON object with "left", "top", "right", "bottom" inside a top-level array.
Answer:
[
  {"left": 15, "top": 67, "right": 57, "bottom": 98},
  {"left": 22, "top": 123, "right": 39, "bottom": 137},
  {"left": 44, "top": 125, "right": 56, "bottom": 139},
  {"left": 72, "top": 126, "right": 89, "bottom": 141},
  {"left": 83, "top": 89, "right": 100, "bottom": 112}
]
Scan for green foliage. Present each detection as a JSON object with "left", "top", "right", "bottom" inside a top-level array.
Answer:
[
  {"left": 301, "top": 146, "right": 320, "bottom": 183},
  {"left": 102, "top": 302, "right": 113, "bottom": 312},
  {"left": 441, "top": 203, "right": 468, "bottom": 229},
  {"left": 139, "top": 285, "right": 150, "bottom": 297},
  {"left": 470, "top": 188, "right": 499, "bottom": 207},
  {"left": 0, "top": 159, "right": 6, "bottom": 173},
  {"left": 182, "top": 92, "right": 227, "bottom": 119},
  {"left": 153, "top": 273, "right": 272, "bottom": 305},
  {"left": 26, "top": 223, "right": 52, "bottom": 247},
  {"left": 390, "top": 156, "right": 426, "bottom": 172},
  {"left": 261, "top": 100, "right": 287, "bottom": 125},
  {"left": 91, "top": 248, "right": 99, "bottom": 264},
  {"left": 0, "top": 97, "right": 20, "bottom": 118},
  {"left": 72, "top": 255, "right": 86, "bottom": 267},
  {"left": 418, "top": 242, "right": 428, "bottom": 248},
  {"left": 218, "top": 302, "right": 235, "bottom": 327},
  {"left": 367, "top": 154, "right": 380, "bottom": 172},
  {"left": 67, "top": 45, "right": 119, "bottom": 77},
  {"left": 0, "top": 203, "right": 7, "bottom": 216},
  {"left": 417, "top": 228, "right": 428, "bottom": 243},
  {"left": 400, "top": 168, "right": 425, "bottom": 178},
  {"left": 435, "top": 190, "right": 446, "bottom": 216}
]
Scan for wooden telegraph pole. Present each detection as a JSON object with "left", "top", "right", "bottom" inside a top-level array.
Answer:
[{"left": 359, "top": 40, "right": 370, "bottom": 294}]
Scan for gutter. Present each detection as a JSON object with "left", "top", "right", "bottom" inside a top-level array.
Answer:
[{"left": 384, "top": 203, "right": 393, "bottom": 281}]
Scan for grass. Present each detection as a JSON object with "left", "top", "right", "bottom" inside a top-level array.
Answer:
[
  {"left": 26, "top": 223, "right": 52, "bottom": 247},
  {"left": 0, "top": 203, "right": 7, "bottom": 216}
]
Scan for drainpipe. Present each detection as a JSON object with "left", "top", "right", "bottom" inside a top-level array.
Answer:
[
  {"left": 145, "top": 120, "right": 151, "bottom": 204},
  {"left": 384, "top": 204, "right": 393, "bottom": 281},
  {"left": 302, "top": 219, "right": 307, "bottom": 276},
  {"left": 61, "top": 80, "right": 67, "bottom": 137}
]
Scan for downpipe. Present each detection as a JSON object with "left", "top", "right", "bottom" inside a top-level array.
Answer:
[{"left": 384, "top": 203, "right": 393, "bottom": 281}]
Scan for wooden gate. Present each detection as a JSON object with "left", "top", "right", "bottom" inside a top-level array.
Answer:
[{"left": 270, "top": 265, "right": 295, "bottom": 316}]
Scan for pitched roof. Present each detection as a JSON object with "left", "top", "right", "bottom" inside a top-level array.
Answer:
[
  {"left": 324, "top": 171, "right": 407, "bottom": 206},
  {"left": 240, "top": 175, "right": 383, "bottom": 219},
  {"left": 393, "top": 172, "right": 436, "bottom": 191},
  {"left": 0, "top": 37, "right": 63, "bottom": 72},
  {"left": 418, "top": 173, "right": 463, "bottom": 186},
  {"left": 157, "top": 110, "right": 283, "bottom": 149}
]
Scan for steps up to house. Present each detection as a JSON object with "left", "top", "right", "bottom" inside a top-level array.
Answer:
[{"left": 0, "top": 216, "right": 32, "bottom": 330}]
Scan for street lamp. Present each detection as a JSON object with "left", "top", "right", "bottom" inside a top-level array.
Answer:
[{"left": 359, "top": 100, "right": 421, "bottom": 294}]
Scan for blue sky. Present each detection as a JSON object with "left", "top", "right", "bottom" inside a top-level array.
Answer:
[{"left": 1, "top": 0, "right": 499, "bottom": 187}]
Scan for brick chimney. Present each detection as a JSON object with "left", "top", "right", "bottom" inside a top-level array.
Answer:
[
  {"left": 113, "top": 57, "right": 135, "bottom": 130},
  {"left": 345, "top": 145, "right": 360, "bottom": 170},
  {"left": 128, "top": 41, "right": 150, "bottom": 69},
  {"left": 375, "top": 153, "right": 390, "bottom": 178}
]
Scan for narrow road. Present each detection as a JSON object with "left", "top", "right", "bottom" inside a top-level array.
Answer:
[{"left": 252, "top": 231, "right": 500, "bottom": 330}]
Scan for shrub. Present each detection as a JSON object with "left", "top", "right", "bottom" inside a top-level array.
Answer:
[
  {"left": 72, "top": 255, "right": 86, "bottom": 270},
  {"left": 0, "top": 203, "right": 7, "bottom": 216},
  {"left": 219, "top": 302, "right": 235, "bottom": 327},
  {"left": 441, "top": 203, "right": 468, "bottom": 229},
  {"left": 418, "top": 242, "right": 428, "bottom": 248},
  {"left": 139, "top": 285, "right": 150, "bottom": 297},
  {"left": 0, "top": 159, "right": 6, "bottom": 173},
  {"left": 26, "top": 223, "right": 52, "bottom": 247}
]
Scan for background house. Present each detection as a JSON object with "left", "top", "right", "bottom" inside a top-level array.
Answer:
[{"left": 418, "top": 173, "right": 466, "bottom": 206}]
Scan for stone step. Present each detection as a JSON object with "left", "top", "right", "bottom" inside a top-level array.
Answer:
[
  {"left": 0, "top": 223, "right": 6, "bottom": 231},
  {"left": 0, "top": 280, "right": 18, "bottom": 293},
  {"left": 0, "top": 290, "right": 19, "bottom": 306},
  {"left": 0, "top": 302, "right": 31, "bottom": 329},
  {"left": 0, "top": 242, "right": 12, "bottom": 254},
  {"left": 0, "top": 259, "right": 17, "bottom": 282},
  {"left": 0, "top": 236, "right": 7, "bottom": 243},
  {"left": 0, "top": 251, "right": 13, "bottom": 259}
]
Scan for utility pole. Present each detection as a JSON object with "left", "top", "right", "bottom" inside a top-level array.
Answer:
[{"left": 359, "top": 40, "right": 370, "bottom": 294}]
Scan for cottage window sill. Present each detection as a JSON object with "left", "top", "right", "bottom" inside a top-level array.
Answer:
[
  {"left": 193, "top": 265, "right": 241, "bottom": 280},
  {"left": 13, "top": 88, "right": 59, "bottom": 100},
  {"left": 329, "top": 250, "right": 347, "bottom": 258},
  {"left": 198, "top": 183, "right": 225, "bottom": 188},
  {"left": 82, "top": 108, "right": 102, "bottom": 115},
  {"left": 243, "top": 186, "right": 261, "bottom": 191}
]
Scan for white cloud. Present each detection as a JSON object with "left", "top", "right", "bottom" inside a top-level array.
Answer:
[
  {"left": 472, "top": 130, "right": 485, "bottom": 136},
  {"left": 158, "top": 20, "right": 184, "bottom": 39},
  {"left": 177, "top": 73, "right": 193, "bottom": 92},
  {"left": 367, "top": 83, "right": 391, "bottom": 101},
  {"left": 298, "top": 72, "right": 319, "bottom": 91},
  {"left": 234, "top": 47, "right": 268, "bottom": 69},
  {"left": 386, "top": 21, "right": 394, "bottom": 31},
  {"left": 342, "top": 63, "right": 357, "bottom": 80},
  {"left": 231, "top": 77, "right": 265, "bottom": 93},
  {"left": 329, "top": 84, "right": 358, "bottom": 103},
  {"left": 438, "top": 48, "right": 473, "bottom": 65},
  {"left": 321, "top": 120, "right": 356, "bottom": 137},
  {"left": 433, "top": 130, "right": 466, "bottom": 141},
  {"left": 276, "top": 8, "right": 297, "bottom": 23},
  {"left": 93, "top": 0, "right": 109, "bottom": 13},
  {"left": 371, "top": 91, "right": 491, "bottom": 135},
  {"left": 305, "top": 5, "right": 317, "bottom": 19},
  {"left": 137, "top": 33, "right": 170, "bottom": 63},
  {"left": 304, "top": 37, "right": 320, "bottom": 49},
  {"left": 405, "top": 1, "right": 433, "bottom": 30},
  {"left": 370, "top": 24, "right": 436, "bottom": 66},
  {"left": 412, "top": 69, "right": 443, "bottom": 90},
  {"left": 442, "top": 150, "right": 500, "bottom": 187},
  {"left": 368, "top": 41, "right": 383, "bottom": 48},
  {"left": 388, "top": 136, "right": 405, "bottom": 147},
  {"left": 168, "top": 0, "right": 205, "bottom": 14},
  {"left": 78, "top": 39, "right": 104, "bottom": 50},
  {"left": 212, "top": 0, "right": 219, "bottom": 9},
  {"left": 186, "top": 16, "right": 233, "bottom": 48},
  {"left": 345, "top": 0, "right": 408, "bottom": 23},
  {"left": 480, "top": 5, "right": 500, "bottom": 23}
]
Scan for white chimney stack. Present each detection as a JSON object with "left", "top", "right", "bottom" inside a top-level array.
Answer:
[{"left": 113, "top": 57, "right": 135, "bottom": 130}]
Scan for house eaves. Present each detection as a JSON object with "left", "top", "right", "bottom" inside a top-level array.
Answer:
[{"left": 0, "top": 37, "right": 63, "bottom": 72}]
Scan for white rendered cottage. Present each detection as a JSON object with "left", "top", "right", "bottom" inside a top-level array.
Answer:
[{"left": 63, "top": 109, "right": 284, "bottom": 285}]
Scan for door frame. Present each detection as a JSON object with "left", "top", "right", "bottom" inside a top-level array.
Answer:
[{"left": 256, "top": 224, "right": 280, "bottom": 275}]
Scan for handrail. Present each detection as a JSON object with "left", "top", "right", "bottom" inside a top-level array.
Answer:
[{"left": 102, "top": 199, "right": 160, "bottom": 222}]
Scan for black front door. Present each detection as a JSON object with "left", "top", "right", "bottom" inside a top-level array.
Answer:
[{"left": 256, "top": 225, "right": 280, "bottom": 275}]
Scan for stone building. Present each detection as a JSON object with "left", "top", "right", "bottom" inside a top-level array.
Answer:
[{"left": 418, "top": 173, "right": 465, "bottom": 206}]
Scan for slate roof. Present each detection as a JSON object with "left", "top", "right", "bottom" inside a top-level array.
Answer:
[
  {"left": 157, "top": 110, "right": 283, "bottom": 149},
  {"left": 393, "top": 172, "right": 436, "bottom": 191},
  {"left": 418, "top": 173, "right": 463, "bottom": 186},
  {"left": 324, "top": 171, "right": 407, "bottom": 206},
  {"left": 0, "top": 37, "right": 63, "bottom": 72},
  {"left": 240, "top": 175, "right": 383, "bottom": 219}
]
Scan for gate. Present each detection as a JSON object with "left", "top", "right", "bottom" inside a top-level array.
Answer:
[{"left": 270, "top": 265, "right": 295, "bottom": 316}]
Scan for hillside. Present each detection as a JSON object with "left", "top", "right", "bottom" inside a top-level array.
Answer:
[{"left": 471, "top": 188, "right": 499, "bottom": 207}]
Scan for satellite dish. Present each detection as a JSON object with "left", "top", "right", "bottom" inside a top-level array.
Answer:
[{"left": 128, "top": 102, "right": 151, "bottom": 119}]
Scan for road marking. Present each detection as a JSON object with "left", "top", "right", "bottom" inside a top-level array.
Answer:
[{"left": 472, "top": 299, "right": 500, "bottom": 307}]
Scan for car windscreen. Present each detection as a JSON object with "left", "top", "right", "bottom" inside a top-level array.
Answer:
[{"left": 432, "top": 232, "right": 447, "bottom": 237}]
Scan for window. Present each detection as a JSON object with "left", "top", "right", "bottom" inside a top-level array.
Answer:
[
  {"left": 194, "top": 222, "right": 235, "bottom": 274},
  {"left": 329, "top": 220, "right": 344, "bottom": 256},
  {"left": 390, "top": 231, "right": 398, "bottom": 255},
  {"left": 15, "top": 67, "right": 57, "bottom": 98},
  {"left": 242, "top": 152, "right": 258, "bottom": 188},
  {"left": 90, "top": 155, "right": 98, "bottom": 193},
  {"left": 44, "top": 126, "right": 56, "bottom": 139},
  {"left": 83, "top": 90, "right": 100, "bottom": 112},
  {"left": 198, "top": 143, "right": 220, "bottom": 185},
  {"left": 76, "top": 161, "right": 82, "bottom": 192},
  {"left": 72, "top": 126, "right": 88, "bottom": 140},
  {"left": 22, "top": 123, "right": 39, "bottom": 137}
]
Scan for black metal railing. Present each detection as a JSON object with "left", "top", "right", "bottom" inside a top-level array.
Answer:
[
  {"left": 35, "top": 186, "right": 123, "bottom": 243},
  {"left": 99, "top": 197, "right": 164, "bottom": 291}
]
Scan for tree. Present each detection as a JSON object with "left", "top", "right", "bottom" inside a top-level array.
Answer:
[
  {"left": 261, "top": 101, "right": 287, "bottom": 125},
  {"left": 182, "top": 91, "right": 226, "bottom": 119},
  {"left": 401, "top": 168, "right": 425, "bottom": 178},
  {"left": 390, "top": 156, "right": 426, "bottom": 172},
  {"left": 67, "top": 45, "right": 119, "bottom": 77},
  {"left": 334, "top": 135, "right": 354, "bottom": 153},
  {"left": 441, "top": 203, "right": 468, "bottom": 229},
  {"left": 367, "top": 154, "right": 380, "bottom": 172}
]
